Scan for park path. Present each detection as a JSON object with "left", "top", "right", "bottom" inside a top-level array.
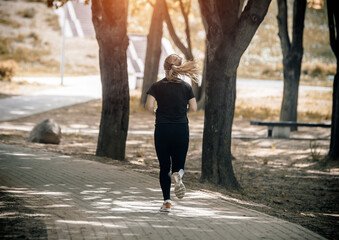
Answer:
[
  {"left": 0, "top": 76, "right": 102, "bottom": 121},
  {"left": 0, "top": 144, "right": 325, "bottom": 240}
]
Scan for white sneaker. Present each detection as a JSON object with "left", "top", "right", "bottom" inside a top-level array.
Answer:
[
  {"left": 160, "top": 201, "right": 171, "bottom": 212},
  {"left": 172, "top": 172, "right": 186, "bottom": 199}
]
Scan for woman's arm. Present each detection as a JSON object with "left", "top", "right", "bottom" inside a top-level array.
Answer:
[
  {"left": 188, "top": 97, "right": 197, "bottom": 113},
  {"left": 145, "top": 94, "right": 156, "bottom": 113}
]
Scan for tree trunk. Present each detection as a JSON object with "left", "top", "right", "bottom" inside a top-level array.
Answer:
[
  {"left": 92, "top": 0, "right": 129, "bottom": 160},
  {"left": 196, "top": 80, "right": 205, "bottom": 109},
  {"left": 192, "top": 81, "right": 200, "bottom": 99},
  {"left": 277, "top": 0, "right": 306, "bottom": 130},
  {"left": 199, "top": 0, "right": 271, "bottom": 190},
  {"left": 327, "top": 0, "right": 339, "bottom": 160},
  {"left": 279, "top": 52, "right": 302, "bottom": 124},
  {"left": 329, "top": 72, "right": 339, "bottom": 160},
  {"left": 201, "top": 50, "right": 239, "bottom": 188},
  {"left": 140, "top": 0, "right": 164, "bottom": 106}
]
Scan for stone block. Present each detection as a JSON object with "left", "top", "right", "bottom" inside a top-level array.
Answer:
[{"left": 272, "top": 126, "right": 290, "bottom": 138}]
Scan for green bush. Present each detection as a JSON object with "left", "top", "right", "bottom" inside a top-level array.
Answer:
[{"left": 0, "top": 60, "right": 18, "bottom": 82}]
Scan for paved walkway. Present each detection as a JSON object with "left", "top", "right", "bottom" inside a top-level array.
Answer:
[
  {"left": 0, "top": 76, "right": 102, "bottom": 121},
  {"left": 0, "top": 144, "right": 325, "bottom": 239}
]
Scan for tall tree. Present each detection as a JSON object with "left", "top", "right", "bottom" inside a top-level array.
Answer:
[
  {"left": 92, "top": 0, "right": 129, "bottom": 160},
  {"left": 199, "top": 0, "right": 271, "bottom": 189},
  {"left": 48, "top": 0, "right": 130, "bottom": 160},
  {"left": 277, "top": 0, "right": 306, "bottom": 129},
  {"left": 140, "top": 0, "right": 164, "bottom": 106},
  {"left": 327, "top": 0, "right": 339, "bottom": 160}
]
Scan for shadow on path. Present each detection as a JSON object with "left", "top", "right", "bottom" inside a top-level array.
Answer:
[{"left": 0, "top": 144, "right": 325, "bottom": 240}]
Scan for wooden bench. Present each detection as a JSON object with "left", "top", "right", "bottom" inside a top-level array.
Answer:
[{"left": 250, "top": 121, "right": 331, "bottom": 138}]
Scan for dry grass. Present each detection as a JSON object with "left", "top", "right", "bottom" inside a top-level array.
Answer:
[
  {"left": 0, "top": 32, "right": 48, "bottom": 63},
  {"left": 128, "top": 89, "right": 331, "bottom": 123},
  {"left": 0, "top": 18, "right": 21, "bottom": 28},
  {"left": 0, "top": 37, "right": 12, "bottom": 56},
  {"left": 0, "top": 9, "right": 21, "bottom": 28},
  {"left": 129, "top": 94, "right": 148, "bottom": 114},
  {"left": 17, "top": 8, "right": 36, "bottom": 19},
  {"left": 260, "top": 63, "right": 283, "bottom": 79},
  {"left": 234, "top": 102, "right": 331, "bottom": 122},
  {"left": 234, "top": 86, "right": 332, "bottom": 122},
  {"left": 235, "top": 101, "right": 280, "bottom": 121},
  {"left": 257, "top": 61, "right": 336, "bottom": 82},
  {"left": 304, "top": 90, "right": 332, "bottom": 101},
  {"left": 12, "top": 47, "right": 50, "bottom": 63},
  {"left": 302, "top": 62, "right": 337, "bottom": 79},
  {"left": 45, "top": 13, "right": 61, "bottom": 32},
  {"left": 0, "top": 60, "right": 18, "bottom": 82}
]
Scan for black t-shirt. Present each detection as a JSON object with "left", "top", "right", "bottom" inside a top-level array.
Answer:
[{"left": 146, "top": 78, "right": 195, "bottom": 124}]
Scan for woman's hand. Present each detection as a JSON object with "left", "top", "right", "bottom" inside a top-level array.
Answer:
[{"left": 145, "top": 94, "right": 156, "bottom": 114}]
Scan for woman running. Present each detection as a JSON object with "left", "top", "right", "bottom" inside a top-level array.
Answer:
[{"left": 145, "top": 54, "right": 199, "bottom": 212}]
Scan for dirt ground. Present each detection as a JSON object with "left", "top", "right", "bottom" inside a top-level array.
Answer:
[{"left": 0, "top": 85, "right": 338, "bottom": 239}]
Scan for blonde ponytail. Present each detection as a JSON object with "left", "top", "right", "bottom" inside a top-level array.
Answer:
[{"left": 164, "top": 54, "right": 199, "bottom": 84}]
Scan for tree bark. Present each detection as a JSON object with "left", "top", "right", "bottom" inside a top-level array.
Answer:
[
  {"left": 327, "top": 0, "right": 339, "bottom": 160},
  {"left": 140, "top": 0, "right": 164, "bottom": 106},
  {"left": 197, "top": 47, "right": 207, "bottom": 109},
  {"left": 199, "top": 0, "right": 271, "bottom": 190},
  {"left": 277, "top": 0, "right": 306, "bottom": 130},
  {"left": 201, "top": 52, "right": 239, "bottom": 188},
  {"left": 329, "top": 73, "right": 339, "bottom": 160},
  {"left": 92, "top": 0, "right": 129, "bottom": 160}
]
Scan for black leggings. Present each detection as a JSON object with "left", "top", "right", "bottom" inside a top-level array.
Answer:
[{"left": 154, "top": 123, "right": 189, "bottom": 201}]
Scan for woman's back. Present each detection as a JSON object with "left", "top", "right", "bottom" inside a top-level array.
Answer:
[{"left": 147, "top": 78, "right": 194, "bottom": 124}]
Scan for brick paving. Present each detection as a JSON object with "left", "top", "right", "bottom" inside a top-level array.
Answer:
[{"left": 0, "top": 144, "right": 326, "bottom": 240}]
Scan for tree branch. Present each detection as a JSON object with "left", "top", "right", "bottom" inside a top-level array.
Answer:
[
  {"left": 217, "top": 0, "right": 239, "bottom": 34},
  {"left": 291, "top": 0, "right": 306, "bottom": 50},
  {"left": 231, "top": 0, "right": 272, "bottom": 64},
  {"left": 179, "top": 0, "right": 193, "bottom": 59},
  {"left": 146, "top": 0, "right": 154, "bottom": 7},
  {"left": 91, "top": 0, "right": 102, "bottom": 36},
  {"left": 162, "top": 0, "right": 193, "bottom": 60},
  {"left": 197, "top": 0, "right": 223, "bottom": 60},
  {"left": 238, "top": 0, "right": 247, "bottom": 18},
  {"left": 327, "top": 0, "right": 338, "bottom": 58},
  {"left": 276, "top": 0, "right": 291, "bottom": 56}
]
